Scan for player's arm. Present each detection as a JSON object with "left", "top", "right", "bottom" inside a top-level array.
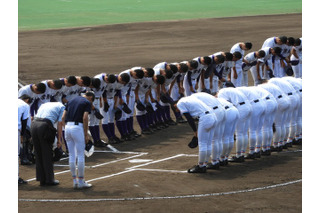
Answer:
[
  {"left": 232, "top": 66, "right": 238, "bottom": 79},
  {"left": 134, "top": 84, "right": 140, "bottom": 101},
  {"left": 256, "top": 60, "right": 262, "bottom": 80},
  {"left": 83, "top": 111, "right": 90, "bottom": 144},
  {"left": 183, "top": 112, "right": 197, "bottom": 137}
]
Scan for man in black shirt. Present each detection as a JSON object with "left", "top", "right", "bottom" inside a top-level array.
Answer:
[{"left": 62, "top": 92, "right": 94, "bottom": 189}]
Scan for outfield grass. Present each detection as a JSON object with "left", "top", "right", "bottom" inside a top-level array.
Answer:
[{"left": 18, "top": 0, "right": 301, "bottom": 31}]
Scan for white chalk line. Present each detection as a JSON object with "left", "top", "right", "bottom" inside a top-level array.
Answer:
[
  {"left": 19, "top": 179, "right": 302, "bottom": 202},
  {"left": 130, "top": 168, "right": 187, "bottom": 173},
  {"left": 26, "top": 151, "right": 148, "bottom": 182}
]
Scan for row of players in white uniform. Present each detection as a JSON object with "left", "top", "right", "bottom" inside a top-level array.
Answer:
[{"left": 18, "top": 36, "right": 302, "bottom": 165}]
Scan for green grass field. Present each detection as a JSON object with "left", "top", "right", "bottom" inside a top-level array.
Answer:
[{"left": 18, "top": 0, "right": 301, "bottom": 31}]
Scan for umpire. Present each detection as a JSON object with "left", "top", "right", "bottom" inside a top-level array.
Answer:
[{"left": 31, "top": 102, "right": 65, "bottom": 186}]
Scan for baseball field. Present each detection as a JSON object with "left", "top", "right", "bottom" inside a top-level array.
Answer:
[{"left": 18, "top": 1, "right": 302, "bottom": 212}]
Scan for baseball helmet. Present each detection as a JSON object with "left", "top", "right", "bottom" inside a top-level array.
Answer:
[
  {"left": 188, "top": 136, "right": 198, "bottom": 149},
  {"left": 53, "top": 147, "right": 64, "bottom": 162},
  {"left": 121, "top": 103, "right": 132, "bottom": 114},
  {"left": 85, "top": 140, "right": 94, "bottom": 157},
  {"left": 94, "top": 108, "right": 104, "bottom": 119},
  {"left": 114, "top": 108, "right": 122, "bottom": 120},
  {"left": 145, "top": 102, "right": 154, "bottom": 113},
  {"left": 136, "top": 100, "right": 146, "bottom": 111},
  {"left": 284, "top": 66, "right": 294, "bottom": 76}
]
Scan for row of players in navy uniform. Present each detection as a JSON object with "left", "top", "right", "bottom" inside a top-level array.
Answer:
[{"left": 18, "top": 35, "right": 302, "bottom": 172}]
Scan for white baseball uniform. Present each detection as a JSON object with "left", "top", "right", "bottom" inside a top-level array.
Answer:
[
  {"left": 217, "top": 97, "right": 240, "bottom": 161},
  {"left": 269, "top": 78, "right": 299, "bottom": 146},
  {"left": 231, "top": 43, "right": 246, "bottom": 86},
  {"left": 191, "top": 93, "right": 226, "bottom": 165},
  {"left": 254, "top": 86, "right": 278, "bottom": 152},
  {"left": 177, "top": 96, "right": 217, "bottom": 166},
  {"left": 237, "top": 87, "right": 266, "bottom": 155},
  {"left": 218, "top": 87, "right": 252, "bottom": 157},
  {"left": 290, "top": 38, "right": 302, "bottom": 78},
  {"left": 258, "top": 82, "right": 290, "bottom": 148}
]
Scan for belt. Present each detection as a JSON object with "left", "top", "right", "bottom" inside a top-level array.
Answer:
[
  {"left": 213, "top": 106, "right": 218, "bottom": 110},
  {"left": 239, "top": 102, "right": 245, "bottom": 106},
  {"left": 198, "top": 111, "right": 210, "bottom": 118},
  {"left": 33, "top": 118, "right": 54, "bottom": 128},
  {"left": 253, "top": 99, "right": 259, "bottom": 103},
  {"left": 66, "top": 121, "right": 83, "bottom": 126},
  {"left": 266, "top": 97, "right": 270, "bottom": 100},
  {"left": 278, "top": 95, "right": 282, "bottom": 99},
  {"left": 225, "top": 106, "right": 230, "bottom": 110},
  {"left": 95, "top": 97, "right": 100, "bottom": 99},
  {"left": 299, "top": 89, "right": 302, "bottom": 92},
  {"left": 288, "top": 92, "right": 292, "bottom": 96}
]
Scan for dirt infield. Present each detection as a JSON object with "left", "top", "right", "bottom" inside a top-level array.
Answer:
[{"left": 18, "top": 14, "right": 302, "bottom": 212}]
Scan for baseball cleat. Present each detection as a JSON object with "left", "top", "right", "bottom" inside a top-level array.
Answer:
[
  {"left": 206, "top": 163, "right": 220, "bottom": 170},
  {"left": 18, "top": 178, "right": 28, "bottom": 184},
  {"left": 254, "top": 152, "right": 261, "bottom": 158},
  {"left": 261, "top": 150, "right": 271, "bottom": 156},
  {"left": 187, "top": 165, "right": 207, "bottom": 173},
  {"left": 77, "top": 181, "right": 92, "bottom": 189},
  {"left": 244, "top": 153, "right": 255, "bottom": 159},
  {"left": 228, "top": 156, "right": 244, "bottom": 163}
]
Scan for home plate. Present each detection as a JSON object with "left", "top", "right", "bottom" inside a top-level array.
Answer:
[{"left": 129, "top": 159, "right": 153, "bottom": 163}]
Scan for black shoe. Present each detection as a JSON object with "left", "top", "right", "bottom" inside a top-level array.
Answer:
[
  {"left": 254, "top": 152, "right": 261, "bottom": 158},
  {"left": 167, "top": 119, "right": 177, "bottom": 126},
  {"left": 228, "top": 156, "right": 244, "bottom": 163},
  {"left": 21, "top": 159, "right": 32, "bottom": 165},
  {"left": 94, "top": 140, "right": 107, "bottom": 147},
  {"left": 244, "top": 153, "right": 255, "bottom": 159},
  {"left": 219, "top": 160, "right": 226, "bottom": 166},
  {"left": 287, "top": 142, "right": 293, "bottom": 147},
  {"left": 121, "top": 135, "right": 130, "bottom": 141},
  {"left": 162, "top": 122, "right": 169, "bottom": 128},
  {"left": 261, "top": 150, "right": 271, "bottom": 156},
  {"left": 282, "top": 143, "right": 288, "bottom": 149},
  {"left": 18, "top": 178, "right": 27, "bottom": 184},
  {"left": 41, "top": 180, "right": 59, "bottom": 186},
  {"left": 292, "top": 138, "right": 302, "bottom": 145},
  {"left": 188, "top": 165, "right": 207, "bottom": 173},
  {"left": 112, "top": 136, "right": 123, "bottom": 144},
  {"left": 176, "top": 117, "right": 187, "bottom": 123},
  {"left": 206, "top": 163, "right": 220, "bottom": 170},
  {"left": 141, "top": 129, "right": 152, "bottom": 135},
  {"left": 130, "top": 130, "right": 141, "bottom": 138},
  {"left": 61, "top": 151, "right": 69, "bottom": 158},
  {"left": 224, "top": 159, "right": 229, "bottom": 166},
  {"left": 271, "top": 146, "right": 282, "bottom": 152},
  {"left": 46, "top": 180, "right": 60, "bottom": 186}
]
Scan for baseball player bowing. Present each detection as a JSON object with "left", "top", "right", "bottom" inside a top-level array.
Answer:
[
  {"left": 230, "top": 42, "right": 253, "bottom": 87},
  {"left": 173, "top": 96, "right": 217, "bottom": 173},
  {"left": 191, "top": 92, "right": 226, "bottom": 170},
  {"left": 236, "top": 86, "right": 267, "bottom": 159},
  {"left": 269, "top": 77, "right": 300, "bottom": 149},
  {"left": 99, "top": 74, "right": 122, "bottom": 144},
  {"left": 87, "top": 78, "right": 106, "bottom": 147},
  {"left": 62, "top": 91, "right": 95, "bottom": 189},
  {"left": 216, "top": 97, "right": 240, "bottom": 165},
  {"left": 217, "top": 86, "right": 252, "bottom": 162},
  {"left": 258, "top": 80, "right": 290, "bottom": 151},
  {"left": 254, "top": 86, "right": 278, "bottom": 156}
]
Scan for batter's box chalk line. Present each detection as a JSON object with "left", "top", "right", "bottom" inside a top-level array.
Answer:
[{"left": 19, "top": 179, "right": 302, "bottom": 202}]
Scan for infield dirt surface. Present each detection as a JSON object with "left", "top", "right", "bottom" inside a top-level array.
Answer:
[{"left": 18, "top": 14, "right": 302, "bottom": 213}]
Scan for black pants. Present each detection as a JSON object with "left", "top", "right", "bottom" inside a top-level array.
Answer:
[{"left": 31, "top": 119, "right": 56, "bottom": 184}]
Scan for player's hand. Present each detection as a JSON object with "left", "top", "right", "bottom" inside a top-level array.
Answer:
[
  {"left": 85, "top": 135, "right": 90, "bottom": 144},
  {"left": 57, "top": 140, "right": 62, "bottom": 148}
]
